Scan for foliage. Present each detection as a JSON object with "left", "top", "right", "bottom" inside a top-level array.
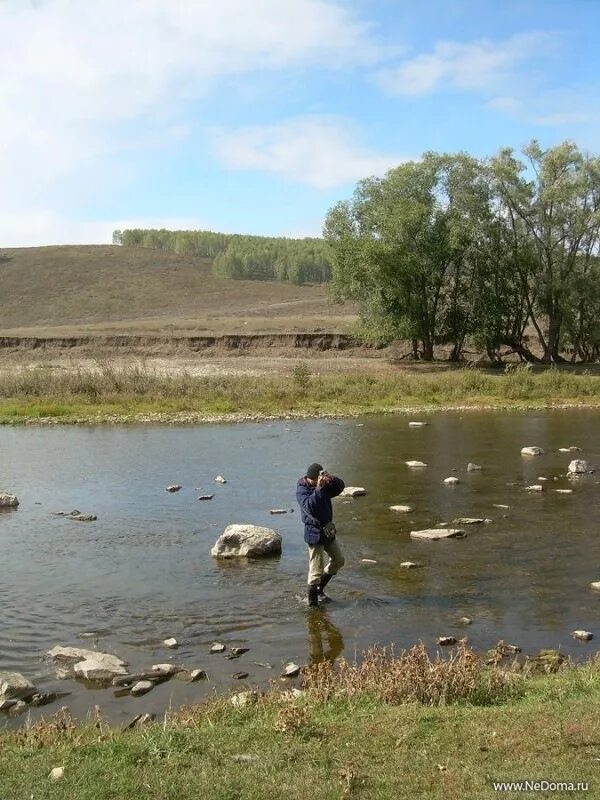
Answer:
[
  {"left": 117, "top": 228, "right": 331, "bottom": 284},
  {"left": 325, "top": 141, "right": 600, "bottom": 362}
]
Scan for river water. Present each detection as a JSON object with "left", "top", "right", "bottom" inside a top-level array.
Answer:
[{"left": 1, "top": 410, "right": 599, "bottom": 727}]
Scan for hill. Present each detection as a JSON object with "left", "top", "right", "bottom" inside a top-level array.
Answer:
[{"left": 0, "top": 246, "right": 356, "bottom": 337}]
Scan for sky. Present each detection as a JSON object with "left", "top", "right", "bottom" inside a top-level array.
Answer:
[{"left": 2, "top": 0, "right": 599, "bottom": 247}]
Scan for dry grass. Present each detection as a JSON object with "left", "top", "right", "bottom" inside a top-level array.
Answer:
[
  {"left": 0, "top": 245, "right": 356, "bottom": 335},
  {"left": 302, "top": 641, "right": 522, "bottom": 707},
  {"left": 2, "top": 646, "right": 599, "bottom": 799}
]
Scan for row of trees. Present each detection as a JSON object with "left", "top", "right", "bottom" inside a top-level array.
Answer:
[
  {"left": 114, "top": 228, "right": 332, "bottom": 284},
  {"left": 324, "top": 141, "right": 600, "bottom": 363}
]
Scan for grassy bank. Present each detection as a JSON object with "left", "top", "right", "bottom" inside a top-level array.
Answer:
[
  {"left": 1, "top": 644, "right": 599, "bottom": 799},
  {"left": 1, "top": 361, "right": 600, "bottom": 423}
]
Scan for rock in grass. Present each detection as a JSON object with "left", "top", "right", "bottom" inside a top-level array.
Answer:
[
  {"left": 410, "top": 528, "right": 466, "bottom": 541},
  {"left": 123, "top": 713, "right": 156, "bottom": 730},
  {"left": 230, "top": 691, "right": 259, "bottom": 708},
  {"left": 0, "top": 491, "right": 19, "bottom": 508},
  {"left": 444, "top": 477, "right": 460, "bottom": 485},
  {"left": 521, "top": 446, "right": 544, "bottom": 456},
  {"left": 572, "top": 630, "right": 593, "bottom": 641},
  {"left": 49, "top": 767, "right": 65, "bottom": 781},
  {"left": 406, "top": 461, "right": 427, "bottom": 468},
  {"left": 390, "top": 504, "right": 412, "bottom": 512},
  {"left": 340, "top": 487, "right": 366, "bottom": 497},
  {"left": 211, "top": 524, "right": 282, "bottom": 558}
]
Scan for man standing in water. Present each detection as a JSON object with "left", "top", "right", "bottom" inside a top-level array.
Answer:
[{"left": 296, "top": 463, "right": 345, "bottom": 608}]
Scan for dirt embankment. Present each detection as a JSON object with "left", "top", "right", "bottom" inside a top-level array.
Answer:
[{"left": 0, "top": 333, "right": 376, "bottom": 355}]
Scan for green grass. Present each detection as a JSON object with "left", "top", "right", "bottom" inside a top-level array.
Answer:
[
  {"left": 0, "top": 362, "right": 599, "bottom": 423},
  {"left": 2, "top": 648, "right": 599, "bottom": 800}
]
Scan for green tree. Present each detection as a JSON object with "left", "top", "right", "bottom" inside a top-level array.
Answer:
[
  {"left": 489, "top": 141, "right": 600, "bottom": 363},
  {"left": 324, "top": 153, "right": 490, "bottom": 360}
]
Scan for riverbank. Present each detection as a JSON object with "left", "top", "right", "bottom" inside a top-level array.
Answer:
[
  {"left": 1, "top": 362, "right": 600, "bottom": 424},
  {"left": 1, "top": 645, "right": 598, "bottom": 799}
]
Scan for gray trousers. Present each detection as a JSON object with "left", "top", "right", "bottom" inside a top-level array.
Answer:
[{"left": 307, "top": 539, "right": 345, "bottom": 586}]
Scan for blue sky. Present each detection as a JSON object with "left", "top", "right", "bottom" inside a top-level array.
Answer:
[{"left": 2, "top": 0, "right": 599, "bottom": 246}]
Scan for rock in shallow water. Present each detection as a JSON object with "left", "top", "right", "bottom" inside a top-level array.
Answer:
[
  {"left": 0, "top": 671, "right": 37, "bottom": 701},
  {"left": 572, "top": 630, "right": 593, "bottom": 641},
  {"left": 211, "top": 524, "right": 282, "bottom": 558},
  {"left": 444, "top": 477, "right": 460, "bottom": 485},
  {"left": 521, "top": 446, "right": 544, "bottom": 456},
  {"left": 410, "top": 528, "right": 466, "bottom": 541},
  {"left": 568, "top": 459, "right": 593, "bottom": 475},
  {"left": 340, "top": 487, "right": 366, "bottom": 497},
  {"left": 0, "top": 491, "right": 19, "bottom": 508}
]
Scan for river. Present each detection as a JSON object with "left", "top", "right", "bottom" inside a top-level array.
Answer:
[{"left": 1, "top": 410, "right": 599, "bottom": 727}]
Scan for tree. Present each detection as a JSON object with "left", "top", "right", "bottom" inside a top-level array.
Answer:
[
  {"left": 324, "top": 153, "right": 490, "bottom": 360},
  {"left": 489, "top": 141, "right": 600, "bottom": 363}
]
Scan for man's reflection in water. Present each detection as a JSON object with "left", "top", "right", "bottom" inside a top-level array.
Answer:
[{"left": 307, "top": 610, "right": 344, "bottom": 665}]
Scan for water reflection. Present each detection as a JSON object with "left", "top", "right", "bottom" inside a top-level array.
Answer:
[{"left": 307, "top": 610, "right": 344, "bottom": 664}]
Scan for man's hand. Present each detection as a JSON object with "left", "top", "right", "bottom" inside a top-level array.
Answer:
[{"left": 317, "top": 471, "right": 332, "bottom": 489}]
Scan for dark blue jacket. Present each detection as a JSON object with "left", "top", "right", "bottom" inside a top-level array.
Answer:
[{"left": 296, "top": 475, "right": 345, "bottom": 545}]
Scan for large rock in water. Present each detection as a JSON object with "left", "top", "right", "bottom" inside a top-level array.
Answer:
[
  {"left": 48, "top": 646, "right": 128, "bottom": 681},
  {"left": 521, "top": 446, "right": 544, "bottom": 456},
  {"left": 0, "top": 671, "right": 36, "bottom": 701},
  {"left": 410, "top": 528, "right": 466, "bottom": 541},
  {"left": 0, "top": 491, "right": 19, "bottom": 508},
  {"left": 568, "top": 459, "right": 592, "bottom": 475},
  {"left": 211, "top": 524, "right": 282, "bottom": 558}
]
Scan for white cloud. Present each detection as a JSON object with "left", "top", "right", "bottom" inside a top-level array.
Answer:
[
  {"left": 211, "top": 116, "right": 406, "bottom": 189},
  {"left": 378, "top": 32, "right": 557, "bottom": 96},
  {"left": 0, "top": 214, "right": 213, "bottom": 248},
  {"left": 0, "top": 0, "right": 376, "bottom": 243},
  {"left": 487, "top": 88, "right": 600, "bottom": 128}
]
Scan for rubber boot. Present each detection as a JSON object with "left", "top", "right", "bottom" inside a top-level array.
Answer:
[
  {"left": 317, "top": 573, "right": 333, "bottom": 600},
  {"left": 307, "top": 585, "right": 320, "bottom": 608}
]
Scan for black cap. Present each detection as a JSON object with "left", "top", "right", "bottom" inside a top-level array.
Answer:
[{"left": 306, "top": 462, "right": 323, "bottom": 480}]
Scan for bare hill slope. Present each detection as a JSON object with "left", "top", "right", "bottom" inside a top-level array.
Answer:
[{"left": 0, "top": 246, "right": 356, "bottom": 336}]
